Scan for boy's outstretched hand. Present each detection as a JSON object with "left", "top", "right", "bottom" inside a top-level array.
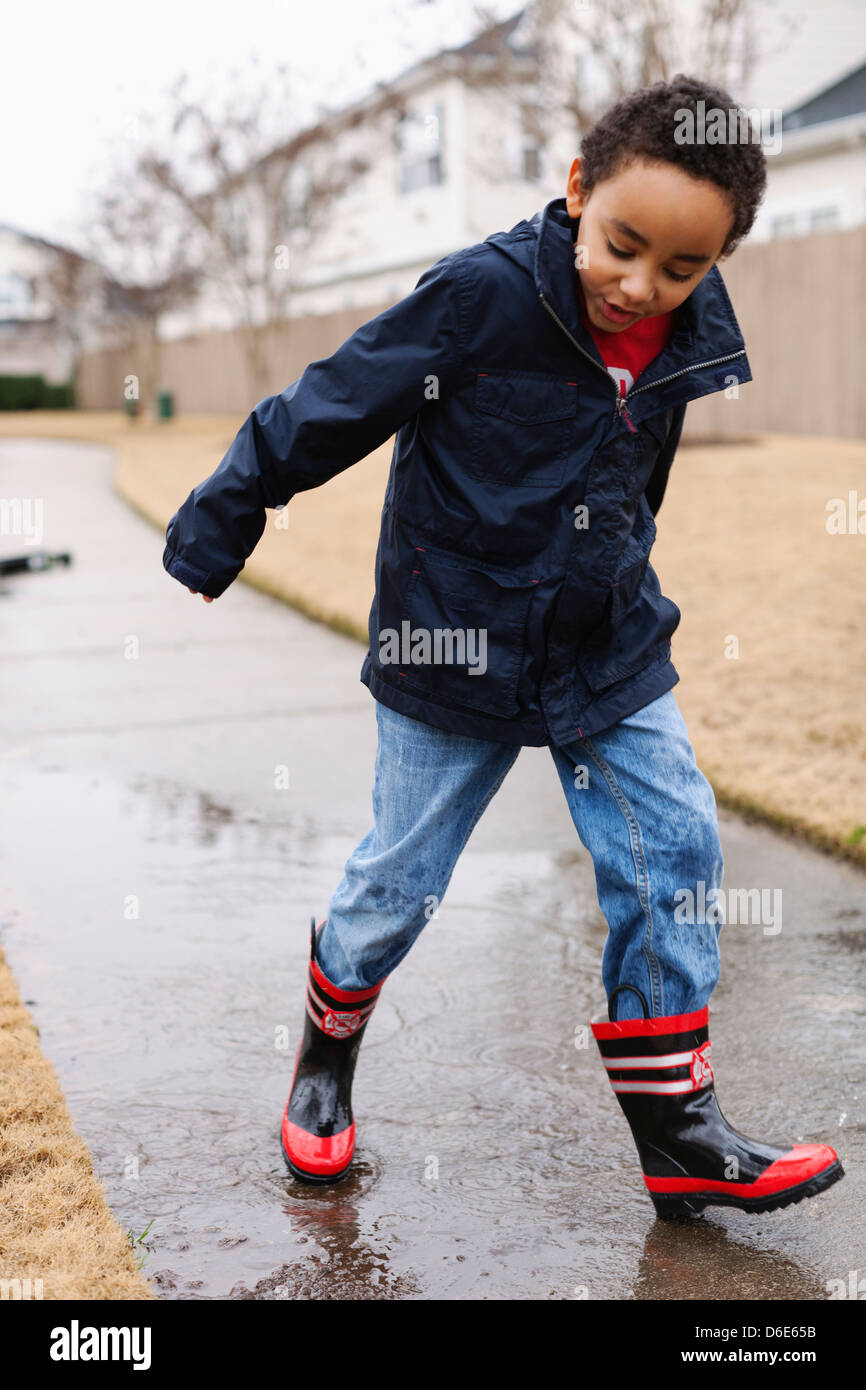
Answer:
[{"left": 187, "top": 588, "right": 214, "bottom": 603}]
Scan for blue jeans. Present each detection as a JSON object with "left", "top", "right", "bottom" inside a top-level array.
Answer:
[{"left": 316, "top": 690, "right": 724, "bottom": 1020}]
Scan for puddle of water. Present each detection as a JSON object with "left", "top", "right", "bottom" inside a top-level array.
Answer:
[{"left": 1, "top": 761, "right": 862, "bottom": 1300}]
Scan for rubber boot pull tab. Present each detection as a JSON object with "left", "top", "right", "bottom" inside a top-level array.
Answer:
[{"left": 608, "top": 984, "right": 650, "bottom": 1022}]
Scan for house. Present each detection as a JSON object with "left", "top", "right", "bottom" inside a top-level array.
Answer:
[
  {"left": 155, "top": 1, "right": 866, "bottom": 343},
  {"left": 157, "top": 7, "right": 559, "bottom": 337},
  {"left": 0, "top": 222, "right": 149, "bottom": 387},
  {"left": 0, "top": 225, "right": 91, "bottom": 384},
  {"left": 750, "top": 58, "right": 866, "bottom": 240}
]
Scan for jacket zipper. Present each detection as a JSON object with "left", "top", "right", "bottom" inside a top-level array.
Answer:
[
  {"left": 539, "top": 291, "right": 616, "bottom": 407},
  {"left": 538, "top": 291, "right": 746, "bottom": 433}
]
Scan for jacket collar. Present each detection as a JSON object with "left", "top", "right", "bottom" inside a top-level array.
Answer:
[{"left": 530, "top": 197, "right": 750, "bottom": 411}]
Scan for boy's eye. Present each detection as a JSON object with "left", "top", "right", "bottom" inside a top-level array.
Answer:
[
  {"left": 605, "top": 237, "right": 694, "bottom": 285},
  {"left": 606, "top": 238, "right": 631, "bottom": 259}
]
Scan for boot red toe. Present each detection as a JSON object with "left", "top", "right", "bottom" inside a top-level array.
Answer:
[
  {"left": 744, "top": 1144, "right": 840, "bottom": 1197},
  {"left": 643, "top": 1143, "right": 841, "bottom": 1202},
  {"left": 281, "top": 1110, "right": 356, "bottom": 1181}
]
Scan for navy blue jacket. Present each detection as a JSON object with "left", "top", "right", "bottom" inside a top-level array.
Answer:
[{"left": 163, "top": 196, "right": 751, "bottom": 746}]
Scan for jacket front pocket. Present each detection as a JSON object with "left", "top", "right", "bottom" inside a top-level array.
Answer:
[
  {"left": 469, "top": 369, "right": 578, "bottom": 488},
  {"left": 384, "top": 546, "right": 537, "bottom": 718},
  {"left": 608, "top": 497, "right": 657, "bottom": 623},
  {"left": 577, "top": 576, "right": 680, "bottom": 694}
]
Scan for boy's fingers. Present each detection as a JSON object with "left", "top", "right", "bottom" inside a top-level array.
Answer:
[{"left": 186, "top": 587, "right": 214, "bottom": 603}]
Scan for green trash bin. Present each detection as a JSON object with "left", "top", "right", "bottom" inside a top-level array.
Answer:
[{"left": 156, "top": 390, "right": 174, "bottom": 420}]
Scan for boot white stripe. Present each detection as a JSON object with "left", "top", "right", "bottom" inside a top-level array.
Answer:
[
  {"left": 606, "top": 1042, "right": 714, "bottom": 1093},
  {"left": 307, "top": 980, "right": 378, "bottom": 1019},
  {"left": 611, "top": 1079, "right": 699, "bottom": 1094},
  {"left": 603, "top": 1050, "right": 694, "bottom": 1069}
]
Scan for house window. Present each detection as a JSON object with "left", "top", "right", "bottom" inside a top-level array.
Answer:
[
  {"left": 286, "top": 162, "right": 313, "bottom": 220},
  {"left": 397, "top": 103, "right": 444, "bottom": 193},
  {"left": 518, "top": 102, "right": 543, "bottom": 182},
  {"left": 809, "top": 206, "right": 840, "bottom": 232},
  {"left": 522, "top": 145, "right": 541, "bottom": 181},
  {"left": 770, "top": 213, "right": 799, "bottom": 238},
  {"left": 770, "top": 204, "right": 842, "bottom": 239},
  {"left": 0, "top": 270, "right": 30, "bottom": 318}
]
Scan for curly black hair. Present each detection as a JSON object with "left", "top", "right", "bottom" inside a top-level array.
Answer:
[{"left": 578, "top": 75, "right": 768, "bottom": 257}]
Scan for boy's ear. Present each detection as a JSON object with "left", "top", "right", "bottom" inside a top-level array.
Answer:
[{"left": 565, "top": 155, "right": 588, "bottom": 219}]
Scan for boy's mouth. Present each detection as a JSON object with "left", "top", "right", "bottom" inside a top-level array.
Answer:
[{"left": 600, "top": 297, "right": 640, "bottom": 327}]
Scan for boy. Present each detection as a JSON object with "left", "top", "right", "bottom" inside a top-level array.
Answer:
[{"left": 164, "top": 75, "right": 843, "bottom": 1218}]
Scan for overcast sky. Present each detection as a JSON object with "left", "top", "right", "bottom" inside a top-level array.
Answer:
[
  {"left": 3, "top": 0, "right": 865, "bottom": 252},
  {"left": 3, "top": 0, "right": 481, "bottom": 247}
]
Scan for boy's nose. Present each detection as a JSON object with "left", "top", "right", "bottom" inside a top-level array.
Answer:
[{"left": 618, "top": 273, "right": 655, "bottom": 310}]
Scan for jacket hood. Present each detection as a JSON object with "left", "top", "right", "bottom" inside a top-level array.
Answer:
[{"left": 483, "top": 196, "right": 749, "bottom": 398}]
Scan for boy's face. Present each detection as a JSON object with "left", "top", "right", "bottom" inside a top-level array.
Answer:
[{"left": 565, "top": 155, "right": 735, "bottom": 333}]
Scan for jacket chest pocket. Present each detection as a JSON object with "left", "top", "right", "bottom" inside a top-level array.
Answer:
[{"left": 469, "top": 370, "right": 578, "bottom": 488}]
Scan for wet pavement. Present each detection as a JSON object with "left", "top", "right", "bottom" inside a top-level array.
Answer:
[{"left": 1, "top": 435, "right": 864, "bottom": 1300}]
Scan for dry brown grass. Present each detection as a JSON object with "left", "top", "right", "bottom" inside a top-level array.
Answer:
[
  {"left": 652, "top": 432, "right": 866, "bottom": 865},
  {"left": 0, "top": 946, "right": 156, "bottom": 1299}
]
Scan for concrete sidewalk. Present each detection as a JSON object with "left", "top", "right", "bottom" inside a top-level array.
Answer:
[{"left": 1, "top": 435, "right": 863, "bottom": 1300}]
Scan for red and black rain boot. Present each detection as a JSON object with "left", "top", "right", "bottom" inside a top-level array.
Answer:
[
  {"left": 591, "top": 985, "right": 844, "bottom": 1219},
  {"left": 281, "top": 917, "right": 386, "bottom": 1184}
]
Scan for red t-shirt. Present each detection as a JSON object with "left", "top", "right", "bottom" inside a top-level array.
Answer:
[{"left": 576, "top": 282, "right": 674, "bottom": 399}]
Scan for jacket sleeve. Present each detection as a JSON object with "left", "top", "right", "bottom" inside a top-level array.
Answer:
[
  {"left": 643, "top": 403, "right": 686, "bottom": 518},
  {"left": 162, "top": 253, "right": 468, "bottom": 598}
]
